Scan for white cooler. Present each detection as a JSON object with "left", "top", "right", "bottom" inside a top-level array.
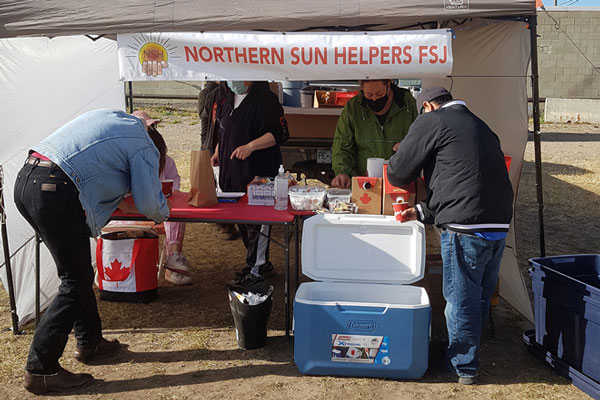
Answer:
[{"left": 293, "top": 214, "right": 430, "bottom": 379}]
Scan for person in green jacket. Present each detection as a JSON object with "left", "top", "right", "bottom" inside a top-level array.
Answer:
[{"left": 330, "top": 79, "right": 418, "bottom": 188}]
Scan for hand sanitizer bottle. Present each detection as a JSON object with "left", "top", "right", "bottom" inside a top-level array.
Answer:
[{"left": 274, "top": 164, "right": 288, "bottom": 211}]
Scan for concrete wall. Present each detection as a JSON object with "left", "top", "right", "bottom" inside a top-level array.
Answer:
[
  {"left": 132, "top": 80, "right": 203, "bottom": 98},
  {"left": 545, "top": 98, "right": 600, "bottom": 123},
  {"left": 537, "top": 7, "right": 600, "bottom": 99}
]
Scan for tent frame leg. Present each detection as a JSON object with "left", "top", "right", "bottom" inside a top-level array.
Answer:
[
  {"left": 528, "top": 15, "right": 546, "bottom": 257},
  {"left": 0, "top": 166, "right": 22, "bottom": 335},
  {"left": 126, "top": 82, "right": 134, "bottom": 113}
]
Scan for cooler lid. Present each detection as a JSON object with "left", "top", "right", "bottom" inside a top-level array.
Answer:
[{"left": 301, "top": 214, "right": 425, "bottom": 284}]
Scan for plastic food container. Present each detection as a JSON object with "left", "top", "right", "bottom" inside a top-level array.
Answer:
[
  {"left": 326, "top": 188, "right": 352, "bottom": 206},
  {"left": 288, "top": 185, "right": 326, "bottom": 211}
]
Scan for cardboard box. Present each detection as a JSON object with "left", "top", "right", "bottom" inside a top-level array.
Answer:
[
  {"left": 382, "top": 165, "right": 428, "bottom": 215},
  {"left": 382, "top": 165, "right": 414, "bottom": 215},
  {"left": 247, "top": 182, "right": 275, "bottom": 206},
  {"left": 284, "top": 113, "right": 339, "bottom": 139},
  {"left": 351, "top": 177, "right": 382, "bottom": 214},
  {"left": 424, "top": 254, "right": 445, "bottom": 308}
]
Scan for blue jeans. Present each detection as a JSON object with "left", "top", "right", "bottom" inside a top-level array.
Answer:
[{"left": 441, "top": 229, "right": 506, "bottom": 378}]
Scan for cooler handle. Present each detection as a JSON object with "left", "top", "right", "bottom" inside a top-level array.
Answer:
[{"left": 335, "top": 303, "right": 389, "bottom": 314}]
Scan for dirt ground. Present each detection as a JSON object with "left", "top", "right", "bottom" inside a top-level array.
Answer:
[{"left": 0, "top": 110, "right": 599, "bottom": 400}]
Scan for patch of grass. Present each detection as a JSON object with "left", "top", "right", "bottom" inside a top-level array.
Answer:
[
  {"left": 138, "top": 106, "right": 198, "bottom": 123},
  {"left": 529, "top": 110, "right": 546, "bottom": 125}
]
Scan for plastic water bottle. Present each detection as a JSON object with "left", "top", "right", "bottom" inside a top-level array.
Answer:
[{"left": 274, "top": 164, "right": 288, "bottom": 211}]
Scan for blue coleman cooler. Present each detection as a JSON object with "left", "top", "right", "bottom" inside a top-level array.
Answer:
[{"left": 294, "top": 214, "right": 430, "bottom": 379}]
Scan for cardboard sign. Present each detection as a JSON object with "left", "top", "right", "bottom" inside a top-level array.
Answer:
[{"left": 351, "top": 177, "right": 382, "bottom": 215}]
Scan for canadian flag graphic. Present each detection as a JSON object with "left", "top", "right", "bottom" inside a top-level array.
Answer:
[{"left": 96, "top": 237, "right": 158, "bottom": 292}]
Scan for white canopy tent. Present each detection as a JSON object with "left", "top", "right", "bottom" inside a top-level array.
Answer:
[
  {"left": 0, "top": 36, "right": 124, "bottom": 328},
  {"left": 0, "top": 1, "right": 540, "bottom": 329}
]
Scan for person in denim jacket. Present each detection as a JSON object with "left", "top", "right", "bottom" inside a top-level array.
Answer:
[{"left": 14, "top": 109, "right": 169, "bottom": 394}]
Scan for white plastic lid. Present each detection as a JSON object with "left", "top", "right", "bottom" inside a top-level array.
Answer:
[
  {"left": 301, "top": 214, "right": 425, "bottom": 284},
  {"left": 278, "top": 164, "right": 284, "bottom": 174}
]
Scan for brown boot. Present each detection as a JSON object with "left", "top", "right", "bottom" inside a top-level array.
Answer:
[
  {"left": 24, "top": 367, "right": 94, "bottom": 395},
  {"left": 74, "top": 337, "right": 121, "bottom": 364}
]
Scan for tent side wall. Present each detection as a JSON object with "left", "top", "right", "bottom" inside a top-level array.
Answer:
[
  {"left": 0, "top": 36, "right": 124, "bottom": 326},
  {"left": 423, "top": 20, "right": 533, "bottom": 321}
]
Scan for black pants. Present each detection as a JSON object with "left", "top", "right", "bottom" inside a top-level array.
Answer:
[
  {"left": 237, "top": 224, "right": 271, "bottom": 275},
  {"left": 14, "top": 161, "right": 101, "bottom": 374}
]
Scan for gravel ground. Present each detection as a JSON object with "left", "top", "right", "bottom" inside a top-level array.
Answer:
[{"left": 0, "top": 110, "right": 598, "bottom": 400}]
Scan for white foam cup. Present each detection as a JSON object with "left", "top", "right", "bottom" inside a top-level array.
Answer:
[{"left": 366, "top": 158, "right": 384, "bottom": 178}]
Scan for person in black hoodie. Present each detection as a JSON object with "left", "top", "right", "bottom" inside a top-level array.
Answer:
[
  {"left": 211, "top": 81, "right": 287, "bottom": 281},
  {"left": 386, "top": 87, "right": 513, "bottom": 385}
]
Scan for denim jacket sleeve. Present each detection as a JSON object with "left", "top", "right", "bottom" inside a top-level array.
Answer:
[{"left": 130, "top": 146, "right": 170, "bottom": 223}]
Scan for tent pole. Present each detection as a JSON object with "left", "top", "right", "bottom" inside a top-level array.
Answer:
[
  {"left": 0, "top": 166, "right": 21, "bottom": 334},
  {"left": 128, "top": 82, "right": 134, "bottom": 113},
  {"left": 529, "top": 15, "right": 546, "bottom": 257}
]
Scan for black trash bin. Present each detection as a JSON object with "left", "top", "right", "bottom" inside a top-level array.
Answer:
[{"left": 228, "top": 288, "right": 273, "bottom": 349}]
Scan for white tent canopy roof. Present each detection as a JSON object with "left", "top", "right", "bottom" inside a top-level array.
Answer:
[{"left": 0, "top": 0, "right": 535, "bottom": 38}]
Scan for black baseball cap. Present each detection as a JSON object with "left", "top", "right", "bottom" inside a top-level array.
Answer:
[{"left": 416, "top": 86, "right": 452, "bottom": 114}]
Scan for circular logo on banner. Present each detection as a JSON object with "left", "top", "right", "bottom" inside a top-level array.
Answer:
[
  {"left": 382, "top": 356, "right": 391, "bottom": 365},
  {"left": 125, "top": 34, "right": 177, "bottom": 77},
  {"left": 138, "top": 42, "right": 169, "bottom": 65}
]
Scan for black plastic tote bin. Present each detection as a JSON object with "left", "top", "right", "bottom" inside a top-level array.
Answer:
[
  {"left": 228, "top": 290, "right": 273, "bottom": 349},
  {"left": 529, "top": 254, "right": 600, "bottom": 384}
]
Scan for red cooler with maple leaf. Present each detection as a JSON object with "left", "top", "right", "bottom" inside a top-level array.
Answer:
[{"left": 96, "top": 231, "right": 159, "bottom": 303}]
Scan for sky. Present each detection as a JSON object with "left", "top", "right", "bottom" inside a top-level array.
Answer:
[{"left": 544, "top": 0, "right": 600, "bottom": 5}]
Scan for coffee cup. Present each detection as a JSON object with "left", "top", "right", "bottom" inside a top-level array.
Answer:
[
  {"left": 392, "top": 202, "right": 409, "bottom": 222},
  {"left": 161, "top": 179, "right": 174, "bottom": 197}
]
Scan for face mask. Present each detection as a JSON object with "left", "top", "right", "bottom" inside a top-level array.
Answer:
[
  {"left": 227, "top": 81, "right": 249, "bottom": 95},
  {"left": 364, "top": 88, "right": 389, "bottom": 112}
]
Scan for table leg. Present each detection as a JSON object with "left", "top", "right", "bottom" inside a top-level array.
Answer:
[
  {"left": 295, "top": 218, "right": 300, "bottom": 290},
  {"left": 284, "top": 224, "right": 290, "bottom": 337}
]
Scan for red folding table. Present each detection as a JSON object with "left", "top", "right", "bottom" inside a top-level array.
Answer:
[{"left": 111, "top": 191, "right": 299, "bottom": 336}]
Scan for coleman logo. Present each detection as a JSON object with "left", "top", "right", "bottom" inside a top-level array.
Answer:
[
  {"left": 347, "top": 320, "right": 377, "bottom": 332},
  {"left": 445, "top": 0, "right": 469, "bottom": 11}
]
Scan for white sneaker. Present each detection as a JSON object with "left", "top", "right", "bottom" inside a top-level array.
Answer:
[{"left": 164, "top": 252, "right": 192, "bottom": 285}]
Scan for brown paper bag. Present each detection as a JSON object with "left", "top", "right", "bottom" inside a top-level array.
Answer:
[{"left": 187, "top": 150, "right": 218, "bottom": 207}]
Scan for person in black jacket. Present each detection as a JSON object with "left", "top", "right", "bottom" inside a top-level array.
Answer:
[
  {"left": 386, "top": 87, "right": 513, "bottom": 385},
  {"left": 211, "top": 81, "right": 287, "bottom": 281},
  {"left": 199, "top": 81, "right": 228, "bottom": 155},
  {"left": 199, "top": 81, "right": 240, "bottom": 241}
]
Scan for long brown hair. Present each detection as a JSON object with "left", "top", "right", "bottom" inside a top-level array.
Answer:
[{"left": 147, "top": 125, "right": 167, "bottom": 174}]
